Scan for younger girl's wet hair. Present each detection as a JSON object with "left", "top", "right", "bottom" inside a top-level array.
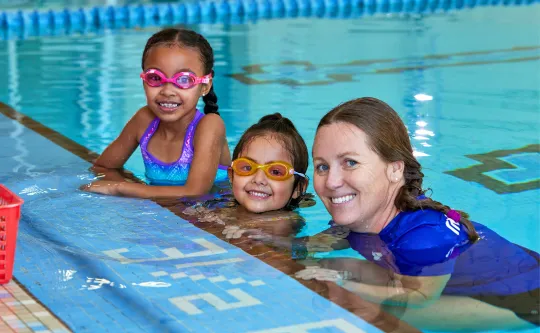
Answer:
[
  {"left": 233, "top": 113, "right": 309, "bottom": 210},
  {"left": 318, "top": 97, "right": 480, "bottom": 242},
  {"left": 141, "top": 28, "right": 219, "bottom": 115}
]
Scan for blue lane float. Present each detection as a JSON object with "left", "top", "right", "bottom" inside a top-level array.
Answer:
[{"left": 1, "top": 0, "right": 538, "bottom": 39}]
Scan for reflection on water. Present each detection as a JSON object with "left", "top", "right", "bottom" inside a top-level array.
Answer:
[
  {"left": 0, "top": 0, "right": 169, "bottom": 11},
  {"left": 81, "top": 277, "right": 128, "bottom": 290}
]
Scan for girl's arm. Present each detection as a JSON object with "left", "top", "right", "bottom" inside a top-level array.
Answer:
[
  {"left": 90, "top": 165, "right": 141, "bottom": 182},
  {"left": 93, "top": 107, "right": 151, "bottom": 169},
  {"left": 84, "top": 113, "right": 227, "bottom": 198},
  {"left": 80, "top": 108, "right": 149, "bottom": 192}
]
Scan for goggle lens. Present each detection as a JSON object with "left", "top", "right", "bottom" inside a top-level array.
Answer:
[
  {"left": 266, "top": 164, "right": 288, "bottom": 178},
  {"left": 144, "top": 72, "right": 164, "bottom": 87},
  {"left": 234, "top": 159, "right": 255, "bottom": 176},
  {"left": 231, "top": 159, "right": 295, "bottom": 181},
  {"left": 176, "top": 75, "right": 196, "bottom": 89}
]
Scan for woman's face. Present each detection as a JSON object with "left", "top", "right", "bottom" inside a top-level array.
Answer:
[{"left": 312, "top": 122, "right": 403, "bottom": 233}]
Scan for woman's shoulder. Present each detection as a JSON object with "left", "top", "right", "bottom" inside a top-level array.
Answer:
[
  {"left": 392, "top": 208, "right": 456, "bottom": 230},
  {"left": 385, "top": 209, "right": 470, "bottom": 250}
]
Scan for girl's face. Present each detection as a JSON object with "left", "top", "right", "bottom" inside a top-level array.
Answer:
[
  {"left": 230, "top": 136, "right": 300, "bottom": 213},
  {"left": 142, "top": 45, "right": 211, "bottom": 122},
  {"left": 312, "top": 122, "right": 403, "bottom": 233}
]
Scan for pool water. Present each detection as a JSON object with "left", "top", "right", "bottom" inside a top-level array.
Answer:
[
  {"left": 0, "top": 2, "right": 539, "bottom": 332},
  {"left": 2, "top": 5, "right": 538, "bottom": 246}
]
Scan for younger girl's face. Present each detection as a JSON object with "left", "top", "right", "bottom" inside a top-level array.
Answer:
[
  {"left": 230, "top": 136, "right": 299, "bottom": 213},
  {"left": 143, "top": 45, "right": 211, "bottom": 122}
]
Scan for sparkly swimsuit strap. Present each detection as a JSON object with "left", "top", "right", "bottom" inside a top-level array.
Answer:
[
  {"left": 140, "top": 117, "right": 160, "bottom": 159},
  {"left": 178, "top": 111, "right": 204, "bottom": 163}
]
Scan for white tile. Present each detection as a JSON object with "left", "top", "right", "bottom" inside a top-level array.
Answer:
[
  {"left": 249, "top": 280, "right": 265, "bottom": 287},
  {"left": 228, "top": 278, "right": 245, "bottom": 285},
  {"left": 33, "top": 311, "right": 51, "bottom": 318},
  {"left": 170, "top": 272, "right": 188, "bottom": 279},
  {"left": 208, "top": 276, "right": 226, "bottom": 283},
  {"left": 189, "top": 274, "right": 205, "bottom": 281}
]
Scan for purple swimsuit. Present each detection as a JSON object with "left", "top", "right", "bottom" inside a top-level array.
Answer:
[{"left": 140, "top": 111, "right": 229, "bottom": 185}]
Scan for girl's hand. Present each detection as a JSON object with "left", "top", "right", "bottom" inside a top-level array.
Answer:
[
  {"left": 222, "top": 226, "right": 245, "bottom": 239},
  {"left": 222, "top": 226, "right": 262, "bottom": 239},
  {"left": 80, "top": 180, "right": 122, "bottom": 196},
  {"left": 199, "top": 212, "right": 225, "bottom": 224}
]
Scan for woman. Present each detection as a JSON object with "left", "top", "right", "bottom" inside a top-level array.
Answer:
[{"left": 268, "top": 97, "right": 538, "bottom": 331}]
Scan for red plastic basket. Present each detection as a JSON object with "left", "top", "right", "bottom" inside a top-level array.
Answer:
[{"left": 0, "top": 184, "right": 23, "bottom": 284}]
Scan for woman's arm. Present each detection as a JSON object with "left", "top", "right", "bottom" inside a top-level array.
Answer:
[
  {"left": 296, "top": 261, "right": 450, "bottom": 308},
  {"left": 340, "top": 273, "right": 450, "bottom": 308}
]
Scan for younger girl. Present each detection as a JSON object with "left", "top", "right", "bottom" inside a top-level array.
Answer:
[
  {"left": 179, "top": 113, "right": 313, "bottom": 239},
  {"left": 83, "top": 28, "right": 230, "bottom": 198},
  {"left": 229, "top": 113, "right": 309, "bottom": 213}
]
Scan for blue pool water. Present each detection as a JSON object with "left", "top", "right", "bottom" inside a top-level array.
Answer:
[
  {"left": 0, "top": 2, "right": 539, "bottom": 332},
  {"left": 1, "top": 5, "right": 538, "bottom": 248}
]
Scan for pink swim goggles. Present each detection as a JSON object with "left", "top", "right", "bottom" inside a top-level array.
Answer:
[{"left": 140, "top": 69, "right": 211, "bottom": 89}]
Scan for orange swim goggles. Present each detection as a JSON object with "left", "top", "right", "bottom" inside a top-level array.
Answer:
[{"left": 230, "top": 158, "right": 307, "bottom": 181}]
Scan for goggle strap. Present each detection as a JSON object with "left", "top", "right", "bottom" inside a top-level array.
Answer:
[{"left": 292, "top": 171, "right": 307, "bottom": 179}]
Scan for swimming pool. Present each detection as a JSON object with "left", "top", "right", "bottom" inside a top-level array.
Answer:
[{"left": 0, "top": 1, "right": 539, "bottom": 332}]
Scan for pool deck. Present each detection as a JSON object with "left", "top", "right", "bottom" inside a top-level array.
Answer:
[{"left": 0, "top": 279, "right": 71, "bottom": 332}]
